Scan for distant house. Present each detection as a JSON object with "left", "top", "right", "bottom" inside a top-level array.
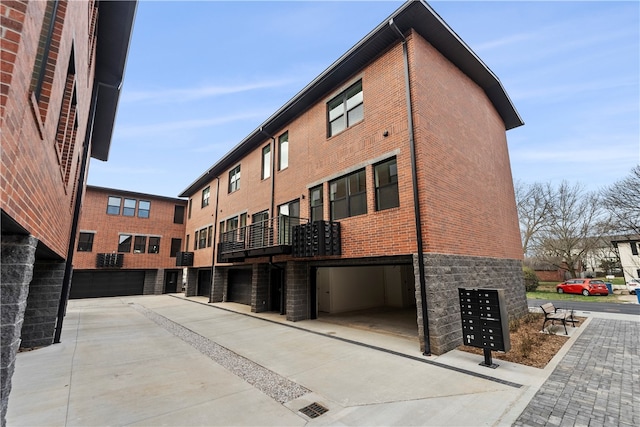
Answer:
[
  {"left": 71, "top": 186, "right": 187, "bottom": 298},
  {"left": 0, "top": 1, "right": 136, "bottom": 423},
  {"left": 177, "top": 0, "right": 527, "bottom": 355},
  {"left": 611, "top": 235, "right": 640, "bottom": 283}
]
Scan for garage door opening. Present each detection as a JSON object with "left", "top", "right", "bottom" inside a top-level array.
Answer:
[
  {"left": 314, "top": 265, "right": 418, "bottom": 340},
  {"left": 227, "top": 268, "right": 252, "bottom": 305},
  {"left": 70, "top": 271, "right": 145, "bottom": 299}
]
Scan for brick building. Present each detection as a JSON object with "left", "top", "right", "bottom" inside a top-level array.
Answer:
[
  {"left": 1, "top": 1, "right": 136, "bottom": 423},
  {"left": 179, "top": 1, "right": 527, "bottom": 356},
  {"left": 71, "top": 186, "right": 187, "bottom": 297}
]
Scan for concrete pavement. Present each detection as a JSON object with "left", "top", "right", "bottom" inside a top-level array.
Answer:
[{"left": 6, "top": 295, "right": 639, "bottom": 426}]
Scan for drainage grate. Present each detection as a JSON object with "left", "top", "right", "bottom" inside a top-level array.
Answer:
[{"left": 299, "top": 402, "right": 329, "bottom": 419}]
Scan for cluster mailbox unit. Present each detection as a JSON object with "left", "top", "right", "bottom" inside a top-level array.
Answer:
[{"left": 459, "top": 288, "right": 511, "bottom": 368}]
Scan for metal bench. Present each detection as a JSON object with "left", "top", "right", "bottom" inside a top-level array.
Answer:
[{"left": 540, "top": 302, "right": 578, "bottom": 335}]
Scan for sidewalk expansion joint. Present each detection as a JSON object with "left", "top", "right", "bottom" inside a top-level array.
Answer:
[{"left": 130, "top": 303, "right": 310, "bottom": 404}]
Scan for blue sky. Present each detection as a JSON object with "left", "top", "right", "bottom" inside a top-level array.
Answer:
[{"left": 88, "top": 0, "right": 640, "bottom": 198}]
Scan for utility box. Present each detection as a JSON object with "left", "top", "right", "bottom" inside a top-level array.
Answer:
[{"left": 458, "top": 288, "right": 511, "bottom": 367}]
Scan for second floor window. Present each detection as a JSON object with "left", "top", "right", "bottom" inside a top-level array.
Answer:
[
  {"left": 118, "top": 234, "right": 132, "bottom": 253},
  {"left": 77, "top": 232, "right": 94, "bottom": 252},
  {"left": 330, "top": 169, "right": 367, "bottom": 220},
  {"left": 374, "top": 158, "right": 399, "bottom": 211},
  {"left": 134, "top": 236, "right": 147, "bottom": 253},
  {"left": 202, "top": 186, "right": 210, "bottom": 208},
  {"left": 310, "top": 185, "right": 323, "bottom": 222},
  {"left": 148, "top": 237, "right": 160, "bottom": 254},
  {"left": 327, "top": 80, "right": 363, "bottom": 137},
  {"left": 170, "top": 238, "right": 182, "bottom": 257},
  {"left": 229, "top": 165, "right": 241, "bottom": 193}
]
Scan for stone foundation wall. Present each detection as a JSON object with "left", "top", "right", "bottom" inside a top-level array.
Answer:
[
  {"left": 184, "top": 268, "right": 198, "bottom": 297},
  {"left": 211, "top": 267, "right": 226, "bottom": 302},
  {"left": 414, "top": 253, "right": 527, "bottom": 355},
  {"left": 21, "top": 260, "right": 65, "bottom": 349},
  {"left": 252, "top": 264, "right": 269, "bottom": 313},
  {"left": 1, "top": 235, "right": 38, "bottom": 425},
  {"left": 286, "top": 262, "right": 310, "bottom": 322}
]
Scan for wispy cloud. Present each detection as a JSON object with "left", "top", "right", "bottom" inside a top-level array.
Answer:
[
  {"left": 115, "top": 111, "right": 268, "bottom": 138},
  {"left": 122, "top": 79, "right": 294, "bottom": 104}
]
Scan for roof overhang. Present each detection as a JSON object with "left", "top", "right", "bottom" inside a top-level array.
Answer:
[
  {"left": 179, "top": 0, "right": 523, "bottom": 197},
  {"left": 90, "top": 0, "right": 138, "bottom": 161}
]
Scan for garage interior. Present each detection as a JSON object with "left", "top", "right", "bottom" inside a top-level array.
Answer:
[{"left": 314, "top": 265, "right": 418, "bottom": 340}]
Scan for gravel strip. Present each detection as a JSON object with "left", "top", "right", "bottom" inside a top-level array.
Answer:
[{"left": 131, "top": 303, "right": 310, "bottom": 404}]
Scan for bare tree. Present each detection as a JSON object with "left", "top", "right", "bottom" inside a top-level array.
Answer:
[
  {"left": 536, "top": 181, "right": 612, "bottom": 278},
  {"left": 514, "top": 181, "right": 551, "bottom": 256},
  {"left": 601, "top": 165, "right": 640, "bottom": 235}
]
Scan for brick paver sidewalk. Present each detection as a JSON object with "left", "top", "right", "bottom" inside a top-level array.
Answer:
[{"left": 514, "top": 318, "right": 639, "bottom": 427}]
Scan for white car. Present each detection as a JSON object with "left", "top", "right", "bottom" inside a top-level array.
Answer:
[{"left": 626, "top": 278, "right": 640, "bottom": 295}]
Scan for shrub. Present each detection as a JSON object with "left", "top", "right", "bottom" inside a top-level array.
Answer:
[{"left": 523, "top": 266, "right": 539, "bottom": 292}]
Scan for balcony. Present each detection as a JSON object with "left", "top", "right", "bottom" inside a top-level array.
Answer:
[{"left": 217, "top": 216, "right": 341, "bottom": 262}]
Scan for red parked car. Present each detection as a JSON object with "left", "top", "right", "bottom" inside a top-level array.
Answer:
[{"left": 556, "top": 279, "right": 609, "bottom": 296}]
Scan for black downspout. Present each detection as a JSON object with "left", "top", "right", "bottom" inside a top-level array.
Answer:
[
  {"left": 389, "top": 19, "right": 431, "bottom": 356},
  {"left": 54, "top": 79, "right": 100, "bottom": 343},
  {"left": 209, "top": 176, "right": 220, "bottom": 303},
  {"left": 261, "top": 128, "right": 282, "bottom": 314}
]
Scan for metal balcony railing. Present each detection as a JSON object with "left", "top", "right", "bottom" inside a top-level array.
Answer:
[{"left": 217, "top": 215, "right": 307, "bottom": 261}]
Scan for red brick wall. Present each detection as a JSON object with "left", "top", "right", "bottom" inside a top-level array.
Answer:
[
  {"left": 2, "top": 0, "right": 97, "bottom": 258},
  {"left": 185, "top": 32, "right": 522, "bottom": 266},
  {"left": 74, "top": 187, "right": 187, "bottom": 270},
  {"left": 409, "top": 31, "right": 523, "bottom": 260}
]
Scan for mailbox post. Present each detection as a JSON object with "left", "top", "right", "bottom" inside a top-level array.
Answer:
[{"left": 458, "top": 288, "right": 511, "bottom": 368}]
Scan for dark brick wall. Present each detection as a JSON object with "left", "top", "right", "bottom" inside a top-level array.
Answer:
[
  {"left": 20, "top": 260, "right": 65, "bottom": 348},
  {"left": 1, "top": 234, "right": 37, "bottom": 426},
  {"left": 286, "top": 262, "right": 309, "bottom": 322},
  {"left": 414, "top": 253, "right": 527, "bottom": 355}
]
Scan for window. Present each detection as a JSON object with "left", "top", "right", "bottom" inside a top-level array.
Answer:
[
  {"left": 239, "top": 213, "right": 247, "bottom": 241},
  {"left": 226, "top": 217, "right": 239, "bottom": 234},
  {"left": 107, "top": 197, "right": 121, "bottom": 215},
  {"left": 374, "top": 158, "right": 399, "bottom": 211},
  {"left": 632, "top": 242, "right": 638, "bottom": 256},
  {"left": 327, "top": 80, "right": 363, "bottom": 137},
  {"left": 330, "top": 169, "right": 367, "bottom": 220},
  {"left": 174, "top": 205, "right": 185, "bottom": 224},
  {"left": 198, "top": 228, "right": 207, "bottom": 249},
  {"left": 202, "top": 186, "right": 210, "bottom": 208},
  {"left": 170, "top": 238, "right": 182, "bottom": 257},
  {"left": 207, "top": 225, "right": 213, "bottom": 247},
  {"left": 123, "top": 198, "right": 136, "bottom": 216},
  {"left": 188, "top": 199, "right": 192, "bottom": 219},
  {"left": 31, "top": 0, "right": 65, "bottom": 122},
  {"left": 278, "top": 200, "right": 300, "bottom": 244},
  {"left": 278, "top": 132, "right": 289, "bottom": 170},
  {"left": 148, "top": 237, "right": 160, "bottom": 254},
  {"left": 229, "top": 165, "right": 241, "bottom": 193},
  {"left": 118, "top": 234, "right": 132, "bottom": 253},
  {"left": 134, "top": 236, "right": 147, "bottom": 253},
  {"left": 193, "top": 230, "right": 199, "bottom": 250},
  {"left": 138, "top": 200, "right": 150, "bottom": 218},
  {"left": 262, "top": 145, "right": 271, "bottom": 180},
  {"left": 310, "top": 185, "right": 323, "bottom": 222},
  {"left": 185, "top": 235, "right": 190, "bottom": 252},
  {"left": 77, "top": 232, "right": 94, "bottom": 252}
]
